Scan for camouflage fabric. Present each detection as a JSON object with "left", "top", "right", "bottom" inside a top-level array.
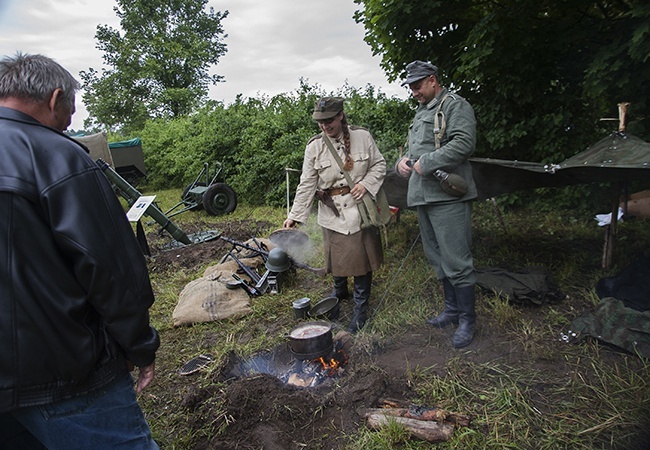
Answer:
[{"left": 564, "top": 297, "right": 650, "bottom": 358}]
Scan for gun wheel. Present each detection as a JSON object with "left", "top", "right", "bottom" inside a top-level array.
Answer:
[{"left": 203, "top": 183, "right": 237, "bottom": 215}]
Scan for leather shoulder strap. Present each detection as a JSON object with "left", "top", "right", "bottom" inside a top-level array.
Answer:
[{"left": 434, "top": 94, "right": 450, "bottom": 150}]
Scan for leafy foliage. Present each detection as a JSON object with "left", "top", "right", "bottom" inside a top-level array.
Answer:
[
  {"left": 137, "top": 81, "right": 413, "bottom": 207},
  {"left": 80, "top": 0, "right": 228, "bottom": 132},
  {"left": 354, "top": 0, "right": 650, "bottom": 162}
]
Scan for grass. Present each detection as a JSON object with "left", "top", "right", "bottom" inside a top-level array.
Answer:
[{"left": 137, "top": 188, "right": 650, "bottom": 449}]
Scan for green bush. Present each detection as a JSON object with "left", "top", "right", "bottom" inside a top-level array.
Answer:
[{"left": 136, "top": 81, "right": 413, "bottom": 206}]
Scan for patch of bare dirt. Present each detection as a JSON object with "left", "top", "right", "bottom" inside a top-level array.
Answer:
[
  {"left": 146, "top": 219, "right": 274, "bottom": 273},
  {"left": 182, "top": 338, "right": 419, "bottom": 450}
]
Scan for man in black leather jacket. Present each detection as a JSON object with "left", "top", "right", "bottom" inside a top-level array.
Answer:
[{"left": 0, "top": 53, "right": 160, "bottom": 448}]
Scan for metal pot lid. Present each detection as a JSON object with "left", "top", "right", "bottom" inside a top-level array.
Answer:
[
  {"left": 289, "top": 321, "right": 332, "bottom": 340},
  {"left": 269, "top": 228, "right": 309, "bottom": 251},
  {"left": 292, "top": 297, "right": 311, "bottom": 308},
  {"left": 225, "top": 280, "right": 243, "bottom": 290}
]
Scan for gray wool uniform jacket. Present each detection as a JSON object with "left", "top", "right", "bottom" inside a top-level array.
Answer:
[{"left": 399, "top": 88, "right": 478, "bottom": 207}]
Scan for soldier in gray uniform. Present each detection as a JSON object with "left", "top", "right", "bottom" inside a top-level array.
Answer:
[{"left": 396, "top": 61, "right": 478, "bottom": 348}]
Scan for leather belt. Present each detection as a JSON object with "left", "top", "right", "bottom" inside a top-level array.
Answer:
[{"left": 327, "top": 186, "right": 351, "bottom": 196}]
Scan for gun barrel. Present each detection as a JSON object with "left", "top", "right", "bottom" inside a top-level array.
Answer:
[
  {"left": 219, "top": 235, "right": 269, "bottom": 256},
  {"left": 96, "top": 159, "right": 191, "bottom": 245}
]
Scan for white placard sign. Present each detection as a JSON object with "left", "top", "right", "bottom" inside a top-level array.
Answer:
[{"left": 126, "top": 195, "right": 156, "bottom": 222}]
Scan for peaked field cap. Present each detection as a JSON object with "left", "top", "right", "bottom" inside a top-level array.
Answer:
[
  {"left": 312, "top": 97, "right": 344, "bottom": 120},
  {"left": 401, "top": 60, "right": 439, "bottom": 86}
]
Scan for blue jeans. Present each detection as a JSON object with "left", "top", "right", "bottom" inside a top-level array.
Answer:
[{"left": 9, "top": 372, "right": 158, "bottom": 449}]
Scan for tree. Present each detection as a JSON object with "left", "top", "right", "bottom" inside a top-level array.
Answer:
[
  {"left": 354, "top": 0, "right": 650, "bottom": 163},
  {"left": 81, "top": 0, "right": 228, "bottom": 132}
]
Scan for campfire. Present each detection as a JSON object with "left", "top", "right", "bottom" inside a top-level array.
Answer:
[
  {"left": 283, "top": 340, "right": 348, "bottom": 387},
  {"left": 227, "top": 331, "right": 350, "bottom": 388}
]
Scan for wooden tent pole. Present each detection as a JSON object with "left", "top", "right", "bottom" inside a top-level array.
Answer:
[
  {"left": 602, "top": 182, "right": 622, "bottom": 270},
  {"left": 601, "top": 102, "right": 631, "bottom": 270}
]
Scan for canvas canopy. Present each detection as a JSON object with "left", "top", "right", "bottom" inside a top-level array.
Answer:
[
  {"left": 71, "top": 132, "right": 114, "bottom": 166},
  {"left": 108, "top": 137, "right": 142, "bottom": 149},
  {"left": 383, "top": 130, "right": 650, "bottom": 209},
  {"left": 471, "top": 131, "right": 650, "bottom": 200}
]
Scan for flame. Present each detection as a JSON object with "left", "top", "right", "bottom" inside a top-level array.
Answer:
[
  {"left": 317, "top": 356, "right": 339, "bottom": 376},
  {"left": 316, "top": 349, "right": 348, "bottom": 377}
]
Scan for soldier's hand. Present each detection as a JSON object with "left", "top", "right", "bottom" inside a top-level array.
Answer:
[
  {"left": 411, "top": 159, "right": 423, "bottom": 175},
  {"left": 397, "top": 157, "right": 412, "bottom": 177}
]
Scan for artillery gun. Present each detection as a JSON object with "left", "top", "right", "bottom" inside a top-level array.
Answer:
[
  {"left": 164, "top": 162, "right": 237, "bottom": 219},
  {"left": 96, "top": 159, "right": 220, "bottom": 248}
]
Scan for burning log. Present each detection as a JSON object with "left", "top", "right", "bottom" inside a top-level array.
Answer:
[
  {"left": 365, "top": 411, "right": 454, "bottom": 443},
  {"left": 287, "top": 373, "right": 316, "bottom": 387}
]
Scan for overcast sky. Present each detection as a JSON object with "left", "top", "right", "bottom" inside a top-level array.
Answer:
[{"left": 0, "top": 0, "right": 407, "bottom": 130}]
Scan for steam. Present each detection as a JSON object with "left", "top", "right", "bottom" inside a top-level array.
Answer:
[{"left": 285, "top": 215, "right": 321, "bottom": 264}]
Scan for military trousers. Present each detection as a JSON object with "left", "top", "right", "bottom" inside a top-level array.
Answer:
[{"left": 417, "top": 201, "right": 476, "bottom": 287}]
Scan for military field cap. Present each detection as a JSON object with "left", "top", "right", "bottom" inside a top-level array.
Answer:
[
  {"left": 401, "top": 60, "right": 439, "bottom": 86},
  {"left": 312, "top": 97, "right": 344, "bottom": 120}
]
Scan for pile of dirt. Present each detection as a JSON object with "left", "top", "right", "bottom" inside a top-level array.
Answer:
[
  {"left": 146, "top": 219, "right": 275, "bottom": 273},
  {"left": 182, "top": 338, "right": 418, "bottom": 450},
  {"left": 177, "top": 323, "right": 524, "bottom": 449}
]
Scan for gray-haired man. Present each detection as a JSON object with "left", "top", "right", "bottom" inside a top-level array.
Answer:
[{"left": 0, "top": 52, "right": 159, "bottom": 448}]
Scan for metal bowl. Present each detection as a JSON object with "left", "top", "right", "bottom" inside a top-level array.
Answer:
[{"left": 308, "top": 296, "right": 340, "bottom": 320}]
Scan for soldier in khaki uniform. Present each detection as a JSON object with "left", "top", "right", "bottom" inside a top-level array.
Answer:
[
  {"left": 396, "top": 61, "right": 478, "bottom": 348},
  {"left": 284, "top": 97, "right": 386, "bottom": 333}
]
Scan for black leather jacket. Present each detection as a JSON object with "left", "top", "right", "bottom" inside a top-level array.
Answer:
[{"left": 0, "top": 107, "right": 159, "bottom": 411}]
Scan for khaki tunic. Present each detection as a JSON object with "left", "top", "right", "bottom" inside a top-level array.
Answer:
[{"left": 289, "top": 126, "right": 386, "bottom": 233}]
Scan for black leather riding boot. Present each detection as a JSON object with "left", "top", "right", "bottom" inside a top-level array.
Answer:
[
  {"left": 331, "top": 276, "right": 350, "bottom": 300},
  {"left": 451, "top": 284, "right": 476, "bottom": 348},
  {"left": 348, "top": 272, "right": 372, "bottom": 333},
  {"left": 426, "top": 278, "right": 459, "bottom": 328}
]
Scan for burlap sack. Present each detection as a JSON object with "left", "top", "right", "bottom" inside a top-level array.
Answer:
[
  {"left": 172, "top": 268, "right": 252, "bottom": 326},
  {"left": 172, "top": 238, "right": 273, "bottom": 326}
]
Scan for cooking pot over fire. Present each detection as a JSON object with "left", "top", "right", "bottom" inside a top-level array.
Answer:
[{"left": 287, "top": 321, "right": 333, "bottom": 360}]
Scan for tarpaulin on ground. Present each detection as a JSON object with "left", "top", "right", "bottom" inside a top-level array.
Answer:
[
  {"left": 476, "top": 266, "right": 566, "bottom": 306},
  {"left": 565, "top": 255, "right": 650, "bottom": 358},
  {"left": 565, "top": 297, "right": 650, "bottom": 358}
]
